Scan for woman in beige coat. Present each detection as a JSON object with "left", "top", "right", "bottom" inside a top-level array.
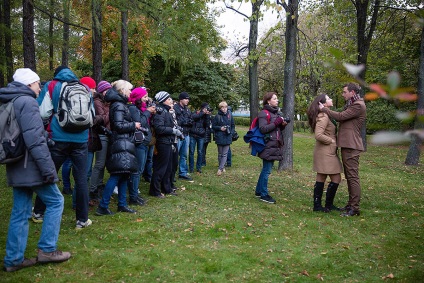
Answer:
[{"left": 307, "top": 94, "right": 343, "bottom": 212}]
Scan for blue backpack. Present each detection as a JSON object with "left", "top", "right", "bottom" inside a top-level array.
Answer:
[{"left": 243, "top": 110, "right": 270, "bottom": 156}]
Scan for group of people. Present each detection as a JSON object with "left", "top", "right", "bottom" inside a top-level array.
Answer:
[
  {"left": 0, "top": 66, "right": 239, "bottom": 272},
  {"left": 254, "top": 83, "right": 366, "bottom": 217},
  {"left": 0, "top": 64, "right": 365, "bottom": 273}
]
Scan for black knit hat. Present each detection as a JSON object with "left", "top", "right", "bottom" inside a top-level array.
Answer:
[{"left": 54, "top": 65, "right": 68, "bottom": 77}]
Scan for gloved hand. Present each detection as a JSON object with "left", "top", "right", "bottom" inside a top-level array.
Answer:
[
  {"left": 274, "top": 116, "right": 284, "bottom": 126},
  {"left": 173, "top": 128, "right": 183, "bottom": 137}
]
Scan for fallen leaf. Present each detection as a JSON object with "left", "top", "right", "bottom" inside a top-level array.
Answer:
[
  {"left": 247, "top": 222, "right": 253, "bottom": 227},
  {"left": 301, "top": 270, "right": 309, "bottom": 276},
  {"left": 136, "top": 218, "right": 143, "bottom": 222},
  {"left": 317, "top": 274, "right": 324, "bottom": 281}
]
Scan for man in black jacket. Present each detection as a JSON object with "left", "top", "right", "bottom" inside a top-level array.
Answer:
[
  {"left": 173, "top": 92, "right": 193, "bottom": 181},
  {"left": 189, "top": 102, "right": 211, "bottom": 173}
]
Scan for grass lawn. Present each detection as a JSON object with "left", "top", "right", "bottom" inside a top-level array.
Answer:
[{"left": 0, "top": 127, "right": 423, "bottom": 282}]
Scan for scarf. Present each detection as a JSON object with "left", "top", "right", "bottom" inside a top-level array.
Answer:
[{"left": 344, "top": 93, "right": 361, "bottom": 110}]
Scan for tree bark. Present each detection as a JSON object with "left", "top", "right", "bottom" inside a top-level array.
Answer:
[
  {"left": 248, "top": 0, "right": 263, "bottom": 124},
  {"left": 48, "top": 0, "right": 54, "bottom": 71},
  {"left": 121, "top": 10, "right": 129, "bottom": 80},
  {"left": 405, "top": 25, "right": 424, "bottom": 165},
  {"left": 92, "top": 0, "right": 102, "bottom": 82},
  {"left": 4, "top": 0, "right": 12, "bottom": 82},
  {"left": 278, "top": 0, "right": 298, "bottom": 171},
  {"left": 354, "top": 0, "right": 380, "bottom": 152},
  {"left": 62, "top": 0, "right": 70, "bottom": 66},
  {"left": 0, "top": 1, "right": 4, "bottom": 87},
  {"left": 23, "top": 0, "right": 36, "bottom": 71}
]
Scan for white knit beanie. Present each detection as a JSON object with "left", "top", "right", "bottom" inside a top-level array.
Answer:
[
  {"left": 13, "top": 68, "right": 40, "bottom": 85},
  {"left": 155, "top": 91, "right": 171, "bottom": 103}
]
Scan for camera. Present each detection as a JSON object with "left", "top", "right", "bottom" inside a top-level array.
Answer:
[
  {"left": 174, "top": 126, "right": 185, "bottom": 140},
  {"left": 277, "top": 110, "right": 291, "bottom": 123},
  {"left": 224, "top": 125, "right": 231, "bottom": 134},
  {"left": 205, "top": 106, "right": 213, "bottom": 112}
]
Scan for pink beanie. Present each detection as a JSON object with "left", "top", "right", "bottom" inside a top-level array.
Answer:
[{"left": 128, "top": 87, "right": 148, "bottom": 103}]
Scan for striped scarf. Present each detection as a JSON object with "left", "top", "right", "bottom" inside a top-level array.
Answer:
[{"left": 344, "top": 93, "right": 361, "bottom": 110}]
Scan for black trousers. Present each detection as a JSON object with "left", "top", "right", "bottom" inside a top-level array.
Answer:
[{"left": 149, "top": 143, "right": 174, "bottom": 196}]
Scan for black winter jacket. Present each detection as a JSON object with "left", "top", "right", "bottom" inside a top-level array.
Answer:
[
  {"left": 173, "top": 103, "right": 193, "bottom": 135},
  {"left": 128, "top": 104, "right": 152, "bottom": 146},
  {"left": 258, "top": 105, "right": 285, "bottom": 161},
  {"left": 212, "top": 110, "right": 234, "bottom": 146},
  {"left": 189, "top": 110, "right": 209, "bottom": 138},
  {"left": 0, "top": 81, "right": 58, "bottom": 187},
  {"left": 104, "top": 87, "right": 138, "bottom": 174},
  {"left": 151, "top": 104, "right": 177, "bottom": 144}
]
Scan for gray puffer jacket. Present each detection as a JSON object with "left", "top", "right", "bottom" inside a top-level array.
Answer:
[{"left": 0, "top": 81, "right": 58, "bottom": 187}]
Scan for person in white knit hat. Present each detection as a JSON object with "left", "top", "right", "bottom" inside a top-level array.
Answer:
[{"left": 0, "top": 68, "right": 71, "bottom": 272}]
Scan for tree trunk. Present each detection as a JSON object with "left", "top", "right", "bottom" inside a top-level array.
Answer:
[
  {"left": 405, "top": 25, "right": 424, "bottom": 165},
  {"left": 354, "top": 0, "right": 380, "bottom": 152},
  {"left": 92, "top": 0, "right": 103, "bottom": 83},
  {"left": 121, "top": 10, "right": 129, "bottom": 80},
  {"left": 22, "top": 0, "right": 36, "bottom": 71},
  {"left": 4, "top": 0, "right": 12, "bottom": 82},
  {"left": 278, "top": 0, "right": 298, "bottom": 171},
  {"left": 62, "top": 0, "right": 70, "bottom": 66},
  {"left": 48, "top": 0, "right": 54, "bottom": 71},
  {"left": 248, "top": 1, "right": 263, "bottom": 124},
  {"left": 0, "top": 1, "right": 4, "bottom": 87}
]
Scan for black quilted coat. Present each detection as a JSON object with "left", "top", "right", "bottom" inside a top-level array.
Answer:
[{"left": 104, "top": 87, "right": 137, "bottom": 174}]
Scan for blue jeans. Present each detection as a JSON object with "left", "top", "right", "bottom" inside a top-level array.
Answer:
[
  {"left": 177, "top": 135, "right": 190, "bottom": 177},
  {"left": 189, "top": 136, "right": 205, "bottom": 172},
  {"left": 128, "top": 144, "right": 148, "bottom": 200},
  {"left": 87, "top": 151, "right": 94, "bottom": 179},
  {"left": 143, "top": 145, "right": 154, "bottom": 181},
  {"left": 226, "top": 147, "right": 232, "bottom": 166},
  {"left": 255, "top": 159, "right": 274, "bottom": 197},
  {"left": 62, "top": 158, "right": 72, "bottom": 190},
  {"left": 100, "top": 174, "right": 129, "bottom": 209},
  {"left": 4, "top": 184, "right": 64, "bottom": 268}
]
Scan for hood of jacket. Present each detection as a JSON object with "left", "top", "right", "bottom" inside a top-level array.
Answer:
[
  {"left": 53, "top": 68, "right": 79, "bottom": 82},
  {"left": 104, "top": 87, "right": 128, "bottom": 104},
  {"left": 0, "top": 81, "right": 36, "bottom": 103}
]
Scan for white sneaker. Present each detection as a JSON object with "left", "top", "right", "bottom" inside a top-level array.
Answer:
[
  {"left": 76, "top": 219, "right": 92, "bottom": 229},
  {"left": 113, "top": 186, "right": 118, "bottom": 194}
]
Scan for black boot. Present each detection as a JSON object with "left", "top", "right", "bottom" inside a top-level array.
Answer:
[
  {"left": 313, "top": 182, "right": 325, "bottom": 211},
  {"left": 324, "top": 182, "right": 339, "bottom": 213}
]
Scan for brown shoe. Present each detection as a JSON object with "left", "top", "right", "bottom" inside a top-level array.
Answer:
[
  {"left": 3, "top": 258, "right": 37, "bottom": 272},
  {"left": 37, "top": 250, "right": 71, "bottom": 263}
]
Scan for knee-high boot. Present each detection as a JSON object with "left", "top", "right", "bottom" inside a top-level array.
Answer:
[
  {"left": 313, "top": 182, "right": 325, "bottom": 211},
  {"left": 324, "top": 182, "right": 339, "bottom": 213}
]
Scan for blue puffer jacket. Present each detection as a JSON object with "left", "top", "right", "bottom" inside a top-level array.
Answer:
[
  {"left": 37, "top": 68, "right": 89, "bottom": 143},
  {"left": 104, "top": 87, "right": 138, "bottom": 174},
  {"left": 0, "top": 82, "right": 58, "bottom": 187}
]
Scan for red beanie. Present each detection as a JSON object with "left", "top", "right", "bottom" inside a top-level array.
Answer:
[{"left": 80, "top": 77, "right": 96, "bottom": 89}]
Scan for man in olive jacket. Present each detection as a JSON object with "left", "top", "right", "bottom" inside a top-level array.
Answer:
[{"left": 320, "top": 82, "right": 366, "bottom": 216}]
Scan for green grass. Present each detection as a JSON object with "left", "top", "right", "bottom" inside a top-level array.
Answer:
[{"left": 1, "top": 127, "right": 423, "bottom": 282}]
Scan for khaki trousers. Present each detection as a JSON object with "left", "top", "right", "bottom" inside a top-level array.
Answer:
[{"left": 341, "top": 148, "right": 362, "bottom": 210}]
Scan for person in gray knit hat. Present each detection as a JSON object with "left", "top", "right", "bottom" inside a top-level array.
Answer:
[{"left": 149, "top": 91, "right": 183, "bottom": 197}]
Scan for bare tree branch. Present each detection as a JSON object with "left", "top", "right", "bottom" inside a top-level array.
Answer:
[{"left": 34, "top": 4, "right": 90, "bottom": 30}]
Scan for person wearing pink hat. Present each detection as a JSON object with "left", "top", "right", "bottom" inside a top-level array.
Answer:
[{"left": 127, "top": 87, "right": 156, "bottom": 205}]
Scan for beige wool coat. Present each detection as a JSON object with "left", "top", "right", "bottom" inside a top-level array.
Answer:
[{"left": 313, "top": 113, "right": 343, "bottom": 174}]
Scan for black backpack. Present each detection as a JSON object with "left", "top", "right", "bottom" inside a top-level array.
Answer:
[{"left": 0, "top": 97, "right": 25, "bottom": 164}]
